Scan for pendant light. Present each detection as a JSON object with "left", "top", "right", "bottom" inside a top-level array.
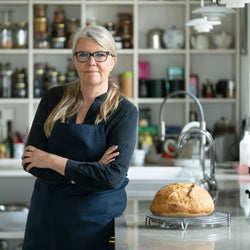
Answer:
[
  {"left": 220, "top": 0, "right": 250, "bottom": 8},
  {"left": 192, "top": 0, "right": 235, "bottom": 25},
  {"left": 186, "top": 17, "right": 213, "bottom": 33}
]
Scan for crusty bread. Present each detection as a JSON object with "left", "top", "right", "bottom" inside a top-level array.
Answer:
[{"left": 150, "top": 183, "right": 214, "bottom": 217}]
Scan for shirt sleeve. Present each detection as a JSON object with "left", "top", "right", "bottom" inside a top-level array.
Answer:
[
  {"left": 65, "top": 103, "right": 139, "bottom": 191},
  {"left": 24, "top": 88, "right": 71, "bottom": 184}
]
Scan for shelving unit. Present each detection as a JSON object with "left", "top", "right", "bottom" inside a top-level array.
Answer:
[{"left": 0, "top": 0, "right": 240, "bottom": 146}]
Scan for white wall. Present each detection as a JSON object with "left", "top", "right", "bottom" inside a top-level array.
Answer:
[{"left": 240, "top": 6, "right": 250, "bottom": 124}]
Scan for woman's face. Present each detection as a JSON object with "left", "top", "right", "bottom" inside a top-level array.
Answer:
[{"left": 73, "top": 37, "right": 116, "bottom": 88}]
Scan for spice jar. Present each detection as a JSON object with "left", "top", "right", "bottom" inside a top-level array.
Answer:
[
  {"left": 52, "top": 23, "right": 65, "bottom": 37},
  {"left": 105, "top": 22, "right": 116, "bottom": 36},
  {"left": 34, "top": 5, "right": 47, "bottom": 18},
  {"left": 0, "top": 22, "right": 13, "bottom": 49},
  {"left": 0, "top": 67, "right": 13, "bottom": 98},
  {"left": 12, "top": 83, "right": 27, "bottom": 98},
  {"left": 66, "top": 18, "right": 80, "bottom": 48},
  {"left": 34, "top": 18, "right": 47, "bottom": 33},
  {"left": 34, "top": 69, "right": 45, "bottom": 98},
  {"left": 14, "top": 22, "right": 28, "bottom": 48},
  {"left": 52, "top": 37, "right": 66, "bottom": 49},
  {"left": 34, "top": 32, "right": 50, "bottom": 48},
  {"left": 122, "top": 20, "right": 132, "bottom": 35},
  {"left": 46, "top": 71, "right": 58, "bottom": 90},
  {"left": 54, "top": 5, "right": 65, "bottom": 23},
  {"left": 122, "top": 34, "right": 133, "bottom": 49}
]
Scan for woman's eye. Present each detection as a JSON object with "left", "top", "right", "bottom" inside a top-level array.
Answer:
[
  {"left": 96, "top": 52, "right": 105, "bottom": 58},
  {"left": 80, "top": 52, "right": 88, "bottom": 57}
]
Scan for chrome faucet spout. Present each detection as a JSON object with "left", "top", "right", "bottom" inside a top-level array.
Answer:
[
  {"left": 159, "top": 90, "right": 206, "bottom": 141},
  {"left": 176, "top": 127, "right": 218, "bottom": 199},
  {"left": 159, "top": 90, "right": 218, "bottom": 201}
]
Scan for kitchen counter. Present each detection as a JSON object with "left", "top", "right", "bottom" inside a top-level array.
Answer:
[
  {"left": 1, "top": 161, "right": 250, "bottom": 249},
  {"left": 116, "top": 166, "right": 250, "bottom": 250}
]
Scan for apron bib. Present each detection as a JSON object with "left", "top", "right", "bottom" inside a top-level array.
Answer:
[{"left": 23, "top": 121, "right": 128, "bottom": 250}]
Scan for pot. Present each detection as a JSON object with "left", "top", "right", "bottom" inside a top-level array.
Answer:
[
  {"left": 191, "top": 34, "right": 209, "bottom": 49},
  {"left": 211, "top": 31, "right": 233, "bottom": 49}
]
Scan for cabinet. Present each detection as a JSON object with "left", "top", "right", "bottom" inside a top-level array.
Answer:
[{"left": 0, "top": 0, "right": 240, "bottom": 153}]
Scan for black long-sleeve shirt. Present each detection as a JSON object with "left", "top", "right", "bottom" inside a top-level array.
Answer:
[{"left": 25, "top": 85, "right": 139, "bottom": 191}]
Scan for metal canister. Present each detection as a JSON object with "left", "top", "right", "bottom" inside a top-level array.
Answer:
[
  {"left": 34, "top": 5, "right": 46, "bottom": 18},
  {"left": 34, "top": 17, "right": 47, "bottom": 33}
]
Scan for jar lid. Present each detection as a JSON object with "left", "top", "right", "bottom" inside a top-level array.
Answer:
[
  {"left": 15, "top": 22, "right": 27, "bottom": 27},
  {"left": 47, "top": 71, "right": 58, "bottom": 76},
  {"left": 35, "top": 69, "right": 45, "bottom": 75},
  {"left": 52, "top": 37, "right": 66, "bottom": 42},
  {"left": 53, "top": 22, "right": 65, "bottom": 28},
  {"left": 122, "top": 34, "right": 131, "bottom": 39},
  {"left": 2, "top": 22, "right": 12, "bottom": 26},
  {"left": 16, "top": 73, "right": 25, "bottom": 78},
  {"left": 67, "top": 17, "right": 79, "bottom": 23},
  {"left": 14, "top": 83, "right": 26, "bottom": 88},
  {"left": 120, "top": 71, "right": 133, "bottom": 78},
  {"left": 34, "top": 17, "right": 47, "bottom": 21}
]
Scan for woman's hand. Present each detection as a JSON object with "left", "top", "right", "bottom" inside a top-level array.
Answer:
[
  {"left": 21, "top": 145, "right": 52, "bottom": 172},
  {"left": 21, "top": 145, "right": 67, "bottom": 175},
  {"left": 98, "top": 145, "right": 119, "bottom": 165}
]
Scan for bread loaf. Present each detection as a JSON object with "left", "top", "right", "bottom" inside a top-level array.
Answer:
[{"left": 150, "top": 183, "right": 214, "bottom": 217}]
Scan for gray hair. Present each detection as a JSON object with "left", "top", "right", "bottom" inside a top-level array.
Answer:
[{"left": 71, "top": 25, "right": 117, "bottom": 57}]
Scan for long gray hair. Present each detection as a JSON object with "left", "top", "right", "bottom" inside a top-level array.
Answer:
[{"left": 43, "top": 25, "right": 120, "bottom": 137}]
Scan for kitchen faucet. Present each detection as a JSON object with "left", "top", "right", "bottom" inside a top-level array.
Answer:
[{"left": 159, "top": 90, "right": 218, "bottom": 202}]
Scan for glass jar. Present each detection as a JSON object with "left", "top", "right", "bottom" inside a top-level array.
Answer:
[
  {"left": 0, "top": 22, "right": 13, "bottom": 49},
  {"left": 34, "top": 32, "right": 50, "bottom": 48},
  {"left": 34, "top": 5, "right": 46, "bottom": 18},
  {"left": 122, "top": 34, "right": 133, "bottom": 49},
  {"left": 105, "top": 22, "right": 116, "bottom": 36},
  {"left": 51, "top": 37, "right": 66, "bottom": 49},
  {"left": 66, "top": 18, "right": 80, "bottom": 48},
  {"left": 34, "top": 69, "right": 45, "bottom": 98},
  {"left": 0, "top": 68, "right": 13, "bottom": 98},
  {"left": 34, "top": 17, "right": 47, "bottom": 33},
  {"left": 114, "top": 36, "right": 122, "bottom": 50},
  {"left": 54, "top": 5, "right": 65, "bottom": 23},
  {"left": 46, "top": 71, "right": 58, "bottom": 90},
  {"left": 12, "top": 83, "right": 27, "bottom": 98},
  {"left": 14, "top": 22, "right": 28, "bottom": 48},
  {"left": 52, "top": 22, "right": 65, "bottom": 37}
]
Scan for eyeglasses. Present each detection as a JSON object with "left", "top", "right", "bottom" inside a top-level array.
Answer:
[{"left": 74, "top": 51, "right": 112, "bottom": 63}]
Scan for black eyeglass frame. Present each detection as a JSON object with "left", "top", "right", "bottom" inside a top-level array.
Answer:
[{"left": 74, "top": 51, "right": 113, "bottom": 63}]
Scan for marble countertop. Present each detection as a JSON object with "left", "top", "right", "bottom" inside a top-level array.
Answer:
[{"left": 116, "top": 166, "right": 250, "bottom": 250}]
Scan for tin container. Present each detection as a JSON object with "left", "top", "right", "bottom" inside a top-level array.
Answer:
[{"left": 34, "top": 17, "right": 47, "bottom": 33}]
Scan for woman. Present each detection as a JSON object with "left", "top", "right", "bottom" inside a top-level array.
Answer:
[{"left": 21, "top": 25, "right": 138, "bottom": 250}]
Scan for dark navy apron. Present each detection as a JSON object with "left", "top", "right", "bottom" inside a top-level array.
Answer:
[{"left": 23, "top": 121, "right": 128, "bottom": 250}]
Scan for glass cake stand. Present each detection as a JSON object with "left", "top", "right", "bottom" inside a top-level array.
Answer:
[{"left": 145, "top": 212, "right": 231, "bottom": 231}]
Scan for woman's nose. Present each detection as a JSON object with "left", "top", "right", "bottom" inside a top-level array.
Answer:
[{"left": 88, "top": 55, "right": 96, "bottom": 65}]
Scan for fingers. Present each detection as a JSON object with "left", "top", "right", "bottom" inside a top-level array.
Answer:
[{"left": 99, "top": 145, "right": 119, "bottom": 165}]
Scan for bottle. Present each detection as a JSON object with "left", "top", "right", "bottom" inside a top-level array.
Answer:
[
  {"left": 0, "top": 111, "right": 7, "bottom": 158},
  {"left": 4, "top": 120, "right": 13, "bottom": 158},
  {"left": 239, "top": 130, "right": 250, "bottom": 174}
]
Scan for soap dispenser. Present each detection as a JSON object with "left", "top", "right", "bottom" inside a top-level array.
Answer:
[{"left": 239, "top": 130, "right": 250, "bottom": 174}]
